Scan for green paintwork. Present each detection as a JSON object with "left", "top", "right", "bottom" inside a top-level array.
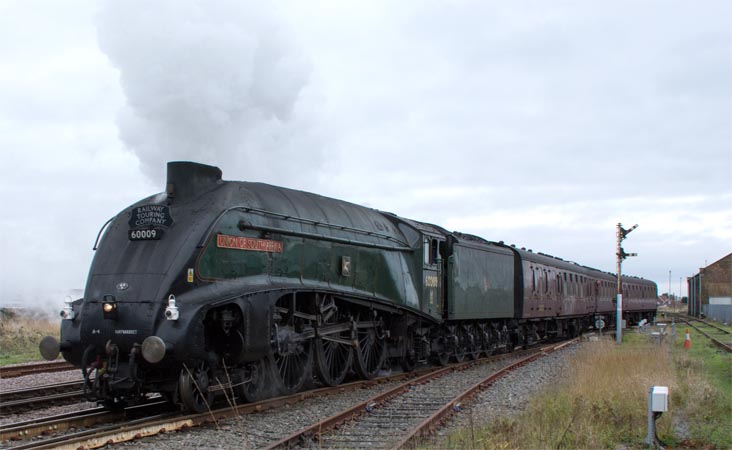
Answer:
[
  {"left": 196, "top": 209, "right": 425, "bottom": 314},
  {"left": 447, "top": 243, "right": 514, "bottom": 320}
]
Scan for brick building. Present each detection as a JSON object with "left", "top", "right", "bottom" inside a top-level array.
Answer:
[{"left": 688, "top": 252, "right": 732, "bottom": 322}]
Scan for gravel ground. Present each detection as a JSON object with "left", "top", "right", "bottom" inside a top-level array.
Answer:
[
  {"left": 311, "top": 356, "right": 527, "bottom": 449},
  {"left": 429, "top": 339, "right": 582, "bottom": 448},
  {"left": 0, "top": 400, "right": 99, "bottom": 428},
  {"left": 0, "top": 368, "right": 82, "bottom": 392},
  {"left": 117, "top": 380, "right": 405, "bottom": 449},
  {"left": 0, "top": 368, "right": 97, "bottom": 427}
]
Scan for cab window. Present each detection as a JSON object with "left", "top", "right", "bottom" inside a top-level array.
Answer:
[{"left": 423, "top": 237, "right": 440, "bottom": 266}]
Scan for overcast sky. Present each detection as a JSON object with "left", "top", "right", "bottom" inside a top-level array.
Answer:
[{"left": 1, "top": 0, "right": 730, "bottom": 310}]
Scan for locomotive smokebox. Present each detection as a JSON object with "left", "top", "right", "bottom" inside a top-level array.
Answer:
[{"left": 166, "top": 161, "right": 222, "bottom": 202}]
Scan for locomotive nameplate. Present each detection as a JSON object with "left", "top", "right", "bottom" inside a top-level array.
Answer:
[{"left": 216, "top": 234, "right": 283, "bottom": 253}]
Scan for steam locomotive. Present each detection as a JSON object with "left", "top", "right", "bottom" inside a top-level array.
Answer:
[{"left": 41, "top": 162, "right": 656, "bottom": 412}]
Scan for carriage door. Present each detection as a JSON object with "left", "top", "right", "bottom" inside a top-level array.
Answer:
[{"left": 422, "top": 235, "right": 444, "bottom": 317}]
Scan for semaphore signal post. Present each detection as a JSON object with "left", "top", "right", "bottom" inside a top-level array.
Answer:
[{"left": 616, "top": 223, "right": 638, "bottom": 344}]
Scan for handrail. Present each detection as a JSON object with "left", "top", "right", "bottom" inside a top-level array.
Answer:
[
  {"left": 197, "top": 205, "right": 414, "bottom": 251},
  {"left": 92, "top": 215, "right": 118, "bottom": 250}
]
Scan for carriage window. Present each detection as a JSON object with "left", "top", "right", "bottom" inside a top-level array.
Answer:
[
  {"left": 569, "top": 274, "right": 573, "bottom": 295},
  {"left": 532, "top": 268, "right": 536, "bottom": 293}
]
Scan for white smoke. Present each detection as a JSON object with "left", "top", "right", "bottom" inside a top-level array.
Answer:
[{"left": 96, "top": 0, "right": 319, "bottom": 185}]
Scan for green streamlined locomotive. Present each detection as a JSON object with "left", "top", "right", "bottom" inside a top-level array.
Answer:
[{"left": 41, "top": 162, "right": 656, "bottom": 412}]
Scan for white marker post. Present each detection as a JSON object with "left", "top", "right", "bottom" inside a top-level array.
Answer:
[{"left": 616, "top": 294, "right": 622, "bottom": 344}]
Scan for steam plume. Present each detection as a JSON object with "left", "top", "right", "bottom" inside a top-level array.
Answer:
[{"left": 96, "top": 0, "right": 317, "bottom": 184}]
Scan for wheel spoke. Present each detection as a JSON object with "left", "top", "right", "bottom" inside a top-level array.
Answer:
[
  {"left": 272, "top": 296, "right": 313, "bottom": 395},
  {"left": 353, "top": 314, "right": 385, "bottom": 380},
  {"left": 179, "top": 361, "right": 213, "bottom": 413},
  {"left": 314, "top": 296, "right": 353, "bottom": 387}
]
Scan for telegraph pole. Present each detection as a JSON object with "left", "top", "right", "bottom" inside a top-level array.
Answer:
[
  {"left": 678, "top": 277, "right": 682, "bottom": 312},
  {"left": 616, "top": 223, "right": 638, "bottom": 344},
  {"left": 669, "top": 270, "right": 672, "bottom": 303}
]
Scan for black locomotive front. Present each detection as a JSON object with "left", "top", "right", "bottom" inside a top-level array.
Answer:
[{"left": 41, "top": 163, "right": 237, "bottom": 408}]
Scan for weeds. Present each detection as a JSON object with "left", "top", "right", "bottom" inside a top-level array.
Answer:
[
  {"left": 672, "top": 329, "right": 732, "bottom": 448},
  {"left": 0, "top": 308, "right": 59, "bottom": 365},
  {"left": 442, "top": 331, "right": 731, "bottom": 449}
]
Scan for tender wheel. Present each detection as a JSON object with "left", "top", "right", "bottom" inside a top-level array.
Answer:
[
  {"left": 435, "top": 350, "right": 450, "bottom": 366},
  {"left": 451, "top": 326, "right": 466, "bottom": 363},
  {"left": 353, "top": 313, "right": 386, "bottom": 379},
  {"left": 240, "top": 357, "right": 272, "bottom": 403},
  {"left": 466, "top": 324, "right": 481, "bottom": 360},
  {"left": 314, "top": 300, "right": 354, "bottom": 386},
  {"left": 481, "top": 325, "right": 497, "bottom": 356},
  {"left": 179, "top": 361, "right": 214, "bottom": 413}
]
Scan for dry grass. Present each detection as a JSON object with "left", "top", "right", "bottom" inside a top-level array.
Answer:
[
  {"left": 442, "top": 332, "right": 731, "bottom": 449},
  {"left": 509, "top": 339, "right": 676, "bottom": 449},
  {"left": 0, "top": 308, "right": 60, "bottom": 365}
]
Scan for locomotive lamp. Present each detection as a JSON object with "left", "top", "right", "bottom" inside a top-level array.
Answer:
[
  {"left": 102, "top": 295, "right": 118, "bottom": 320},
  {"left": 165, "top": 295, "right": 180, "bottom": 321},
  {"left": 59, "top": 296, "right": 75, "bottom": 320}
]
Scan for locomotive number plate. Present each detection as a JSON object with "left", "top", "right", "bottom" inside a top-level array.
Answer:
[{"left": 128, "top": 229, "right": 164, "bottom": 241}]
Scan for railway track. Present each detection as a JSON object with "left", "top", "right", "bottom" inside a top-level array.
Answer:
[
  {"left": 0, "top": 381, "right": 84, "bottom": 415},
  {"left": 3, "top": 404, "right": 178, "bottom": 450},
  {"left": 0, "top": 361, "right": 75, "bottom": 379},
  {"left": 1, "top": 339, "right": 577, "bottom": 449},
  {"left": 266, "top": 339, "right": 576, "bottom": 449},
  {"left": 668, "top": 313, "right": 732, "bottom": 352},
  {"left": 1, "top": 390, "right": 85, "bottom": 416},
  {"left": 2, "top": 406, "right": 124, "bottom": 442},
  {"left": 0, "top": 364, "right": 428, "bottom": 448}
]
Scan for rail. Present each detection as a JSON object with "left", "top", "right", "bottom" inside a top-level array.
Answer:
[
  {"left": 1, "top": 365, "right": 431, "bottom": 448},
  {"left": 667, "top": 313, "right": 732, "bottom": 353},
  {"left": 0, "top": 361, "right": 74, "bottom": 378},
  {"left": 264, "top": 340, "right": 577, "bottom": 449}
]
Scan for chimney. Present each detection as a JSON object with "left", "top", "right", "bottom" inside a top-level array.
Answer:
[{"left": 166, "top": 161, "right": 222, "bottom": 203}]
